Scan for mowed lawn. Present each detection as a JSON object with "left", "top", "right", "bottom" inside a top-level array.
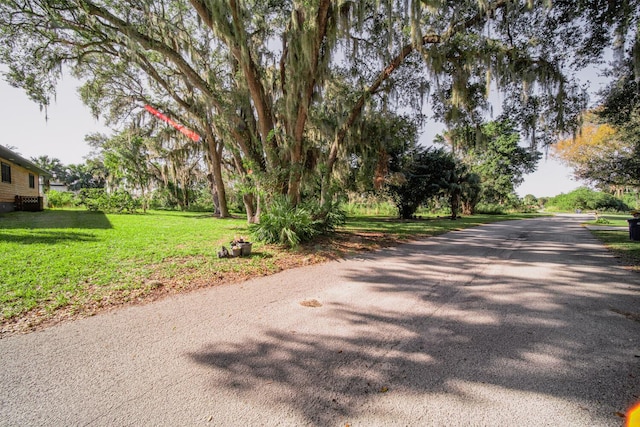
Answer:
[
  {"left": 0, "top": 210, "right": 268, "bottom": 323},
  {"left": 586, "top": 214, "right": 640, "bottom": 271},
  {"left": 1, "top": 209, "right": 542, "bottom": 333}
]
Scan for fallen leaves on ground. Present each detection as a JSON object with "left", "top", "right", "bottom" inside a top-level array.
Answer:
[{"left": 299, "top": 299, "right": 323, "bottom": 308}]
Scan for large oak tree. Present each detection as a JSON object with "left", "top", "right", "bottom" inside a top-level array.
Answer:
[{"left": 1, "top": 0, "right": 636, "bottom": 221}]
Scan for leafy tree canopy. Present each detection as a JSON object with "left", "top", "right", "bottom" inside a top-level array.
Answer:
[
  {"left": 554, "top": 58, "right": 640, "bottom": 191},
  {"left": 386, "top": 144, "right": 457, "bottom": 219},
  {"left": 546, "top": 187, "right": 630, "bottom": 212},
  {"left": 436, "top": 118, "right": 540, "bottom": 207},
  {"left": 470, "top": 119, "right": 541, "bottom": 205},
  {"left": 0, "top": 0, "right": 637, "bottom": 220}
]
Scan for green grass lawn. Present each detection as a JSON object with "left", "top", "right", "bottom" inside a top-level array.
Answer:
[
  {"left": 0, "top": 210, "right": 259, "bottom": 321},
  {"left": 0, "top": 209, "right": 542, "bottom": 332},
  {"left": 585, "top": 213, "right": 640, "bottom": 270},
  {"left": 585, "top": 213, "right": 633, "bottom": 227}
]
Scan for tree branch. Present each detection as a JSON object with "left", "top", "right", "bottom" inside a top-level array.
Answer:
[
  {"left": 79, "top": 0, "right": 221, "bottom": 112},
  {"left": 327, "top": 0, "right": 512, "bottom": 173}
]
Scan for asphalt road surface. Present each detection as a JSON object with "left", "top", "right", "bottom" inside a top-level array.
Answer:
[{"left": 1, "top": 215, "right": 639, "bottom": 426}]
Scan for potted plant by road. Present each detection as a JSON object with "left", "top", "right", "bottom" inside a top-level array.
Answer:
[{"left": 230, "top": 236, "right": 252, "bottom": 257}]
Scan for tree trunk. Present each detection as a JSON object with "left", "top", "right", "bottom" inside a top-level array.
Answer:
[
  {"left": 141, "top": 186, "right": 148, "bottom": 213},
  {"left": 462, "top": 200, "right": 475, "bottom": 215},
  {"left": 208, "top": 173, "right": 221, "bottom": 215},
  {"left": 287, "top": 148, "right": 303, "bottom": 206},
  {"left": 227, "top": 149, "right": 259, "bottom": 224},
  {"left": 243, "top": 193, "right": 259, "bottom": 224},
  {"left": 450, "top": 191, "right": 460, "bottom": 220},
  {"left": 209, "top": 157, "right": 229, "bottom": 218},
  {"left": 204, "top": 132, "right": 229, "bottom": 218},
  {"left": 182, "top": 176, "right": 189, "bottom": 209}
]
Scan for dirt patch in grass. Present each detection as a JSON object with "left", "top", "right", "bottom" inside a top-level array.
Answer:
[
  {"left": 0, "top": 234, "right": 387, "bottom": 338},
  {"left": 304, "top": 231, "right": 412, "bottom": 258}
]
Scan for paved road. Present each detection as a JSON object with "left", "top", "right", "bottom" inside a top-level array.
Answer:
[{"left": 1, "top": 216, "right": 639, "bottom": 426}]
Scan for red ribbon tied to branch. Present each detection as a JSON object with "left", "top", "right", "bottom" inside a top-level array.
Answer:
[{"left": 144, "top": 105, "right": 201, "bottom": 142}]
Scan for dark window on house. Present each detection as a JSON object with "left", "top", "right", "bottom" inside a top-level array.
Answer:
[
  {"left": 1, "top": 162, "right": 10, "bottom": 183},
  {"left": 29, "top": 173, "right": 35, "bottom": 189}
]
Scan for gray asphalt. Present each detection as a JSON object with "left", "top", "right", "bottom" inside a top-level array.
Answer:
[{"left": 1, "top": 215, "right": 639, "bottom": 426}]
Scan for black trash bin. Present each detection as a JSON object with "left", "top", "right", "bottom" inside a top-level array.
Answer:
[{"left": 628, "top": 218, "right": 640, "bottom": 241}]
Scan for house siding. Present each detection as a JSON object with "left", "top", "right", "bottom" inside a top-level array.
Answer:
[{"left": 0, "top": 156, "right": 41, "bottom": 212}]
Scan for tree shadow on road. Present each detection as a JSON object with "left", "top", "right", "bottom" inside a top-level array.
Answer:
[{"left": 187, "top": 217, "right": 640, "bottom": 425}]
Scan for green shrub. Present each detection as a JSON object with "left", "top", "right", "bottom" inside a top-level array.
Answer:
[
  {"left": 344, "top": 194, "right": 396, "bottom": 216},
  {"left": 522, "top": 194, "right": 538, "bottom": 207},
  {"left": 387, "top": 147, "right": 456, "bottom": 219},
  {"left": 546, "top": 187, "right": 630, "bottom": 212},
  {"left": 78, "top": 189, "right": 140, "bottom": 213},
  {"left": 109, "top": 190, "right": 140, "bottom": 213},
  {"left": 250, "top": 197, "right": 346, "bottom": 248},
  {"left": 250, "top": 196, "right": 317, "bottom": 247},
  {"left": 188, "top": 185, "right": 215, "bottom": 212},
  {"left": 46, "top": 190, "right": 75, "bottom": 208},
  {"left": 149, "top": 188, "right": 178, "bottom": 210},
  {"left": 308, "top": 199, "right": 347, "bottom": 233},
  {"left": 78, "top": 188, "right": 108, "bottom": 211},
  {"left": 519, "top": 205, "right": 539, "bottom": 213},
  {"left": 594, "top": 217, "right": 611, "bottom": 224},
  {"left": 475, "top": 203, "right": 506, "bottom": 215},
  {"left": 621, "top": 191, "right": 640, "bottom": 210}
]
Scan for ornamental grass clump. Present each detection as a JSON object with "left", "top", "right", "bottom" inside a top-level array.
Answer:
[{"left": 250, "top": 197, "right": 345, "bottom": 248}]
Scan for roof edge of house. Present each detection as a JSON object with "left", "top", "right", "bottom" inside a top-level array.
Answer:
[{"left": 0, "top": 145, "right": 53, "bottom": 178}]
